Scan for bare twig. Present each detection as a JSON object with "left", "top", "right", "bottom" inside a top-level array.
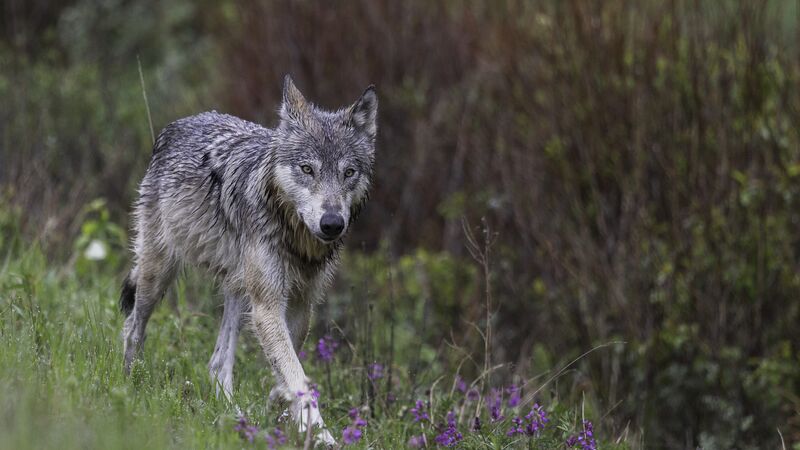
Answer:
[
  {"left": 428, "top": 375, "right": 445, "bottom": 424},
  {"left": 519, "top": 341, "right": 625, "bottom": 408},
  {"left": 137, "top": 55, "right": 155, "bottom": 145},
  {"left": 386, "top": 256, "right": 396, "bottom": 405},
  {"left": 303, "top": 405, "right": 312, "bottom": 450},
  {"left": 462, "top": 217, "right": 497, "bottom": 391}
]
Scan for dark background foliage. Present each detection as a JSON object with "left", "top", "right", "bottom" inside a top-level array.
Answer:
[{"left": 1, "top": 0, "right": 799, "bottom": 448}]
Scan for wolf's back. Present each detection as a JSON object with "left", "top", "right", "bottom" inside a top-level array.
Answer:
[
  {"left": 140, "top": 111, "right": 270, "bottom": 200},
  {"left": 130, "top": 111, "right": 274, "bottom": 274}
]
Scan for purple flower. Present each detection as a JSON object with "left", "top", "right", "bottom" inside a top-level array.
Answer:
[
  {"left": 523, "top": 403, "right": 549, "bottom": 435},
  {"left": 455, "top": 376, "right": 468, "bottom": 393},
  {"left": 316, "top": 335, "right": 338, "bottom": 363},
  {"left": 490, "top": 405, "right": 504, "bottom": 422},
  {"left": 272, "top": 427, "right": 287, "bottom": 444},
  {"left": 507, "top": 416, "right": 524, "bottom": 436},
  {"left": 264, "top": 427, "right": 287, "bottom": 449},
  {"left": 566, "top": 420, "right": 597, "bottom": 450},
  {"left": 342, "top": 426, "right": 362, "bottom": 445},
  {"left": 408, "top": 435, "right": 426, "bottom": 448},
  {"left": 233, "top": 416, "right": 260, "bottom": 443},
  {"left": 348, "top": 407, "right": 368, "bottom": 427},
  {"left": 298, "top": 350, "right": 307, "bottom": 361},
  {"left": 466, "top": 388, "right": 480, "bottom": 401},
  {"left": 506, "top": 385, "right": 521, "bottom": 408},
  {"left": 368, "top": 363, "right": 384, "bottom": 380},
  {"left": 508, "top": 403, "right": 549, "bottom": 437},
  {"left": 471, "top": 416, "right": 482, "bottom": 432},
  {"left": 446, "top": 410, "right": 457, "bottom": 427},
  {"left": 487, "top": 388, "right": 505, "bottom": 422},
  {"left": 342, "top": 406, "right": 368, "bottom": 445},
  {"left": 410, "top": 400, "right": 430, "bottom": 422},
  {"left": 296, "top": 384, "right": 320, "bottom": 408},
  {"left": 434, "top": 411, "right": 463, "bottom": 447}
]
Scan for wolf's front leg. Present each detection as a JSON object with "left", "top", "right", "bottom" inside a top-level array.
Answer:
[{"left": 250, "top": 300, "right": 335, "bottom": 446}]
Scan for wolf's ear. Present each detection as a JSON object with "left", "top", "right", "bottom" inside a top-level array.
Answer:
[
  {"left": 348, "top": 86, "right": 378, "bottom": 140},
  {"left": 280, "top": 75, "right": 311, "bottom": 122}
]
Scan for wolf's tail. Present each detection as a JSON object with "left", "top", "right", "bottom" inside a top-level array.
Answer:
[{"left": 119, "top": 271, "right": 137, "bottom": 317}]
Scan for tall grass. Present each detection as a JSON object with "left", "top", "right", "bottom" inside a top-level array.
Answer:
[{"left": 0, "top": 239, "right": 628, "bottom": 449}]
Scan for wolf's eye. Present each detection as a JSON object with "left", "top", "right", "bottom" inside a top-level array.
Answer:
[
  {"left": 300, "top": 165, "right": 314, "bottom": 175},
  {"left": 344, "top": 168, "right": 355, "bottom": 178}
]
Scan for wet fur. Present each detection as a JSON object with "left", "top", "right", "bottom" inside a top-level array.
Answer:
[{"left": 120, "top": 76, "right": 376, "bottom": 446}]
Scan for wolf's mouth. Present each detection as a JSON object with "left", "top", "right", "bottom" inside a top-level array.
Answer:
[{"left": 313, "top": 233, "right": 339, "bottom": 244}]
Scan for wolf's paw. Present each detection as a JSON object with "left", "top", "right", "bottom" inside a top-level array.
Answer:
[
  {"left": 314, "top": 428, "right": 336, "bottom": 448},
  {"left": 295, "top": 404, "right": 325, "bottom": 432}
]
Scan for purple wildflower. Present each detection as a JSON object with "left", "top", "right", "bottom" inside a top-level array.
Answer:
[
  {"left": 234, "top": 416, "right": 260, "bottom": 443},
  {"left": 296, "top": 384, "right": 320, "bottom": 408},
  {"left": 566, "top": 420, "right": 597, "bottom": 450},
  {"left": 408, "top": 435, "right": 426, "bottom": 448},
  {"left": 487, "top": 388, "right": 505, "bottom": 422},
  {"left": 455, "top": 376, "right": 467, "bottom": 393},
  {"left": 348, "top": 407, "right": 368, "bottom": 427},
  {"left": 410, "top": 400, "right": 430, "bottom": 422},
  {"left": 434, "top": 411, "right": 463, "bottom": 447},
  {"left": 298, "top": 350, "right": 307, "bottom": 361},
  {"left": 342, "top": 406, "right": 368, "bottom": 445},
  {"left": 508, "top": 403, "right": 549, "bottom": 437},
  {"left": 466, "top": 388, "right": 480, "bottom": 401},
  {"left": 523, "top": 403, "right": 549, "bottom": 435},
  {"left": 447, "top": 410, "right": 457, "bottom": 426},
  {"left": 368, "top": 363, "right": 384, "bottom": 380},
  {"left": 264, "top": 427, "right": 287, "bottom": 449},
  {"left": 342, "top": 426, "right": 362, "bottom": 445},
  {"left": 316, "top": 335, "right": 338, "bottom": 363},
  {"left": 471, "top": 416, "right": 482, "bottom": 432},
  {"left": 506, "top": 385, "right": 521, "bottom": 408},
  {"left": 272, "top": 427, "right": 287, "bottom": 444},
  {"left": 507, "top": 416, "right": 525, "bottom": 436}
]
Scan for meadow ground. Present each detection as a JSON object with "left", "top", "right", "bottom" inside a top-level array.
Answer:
[{"left": 0, "top": 243, "right": 629, "bottom": 449}]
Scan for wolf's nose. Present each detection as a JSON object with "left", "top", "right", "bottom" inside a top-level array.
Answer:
[{"left": 320, "top": 213, "right": 345, "bottom": 238}]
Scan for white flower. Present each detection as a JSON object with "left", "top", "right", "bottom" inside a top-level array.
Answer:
[{"left": 84, "top": 239, "right": 107, "bottom": 260}]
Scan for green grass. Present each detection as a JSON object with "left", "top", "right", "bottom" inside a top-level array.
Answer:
[{"left": 0, "top": 243, "right": 629, "bottom": 449}]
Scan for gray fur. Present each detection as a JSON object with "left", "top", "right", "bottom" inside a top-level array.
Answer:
[{"left": 121, "top": 76, "right": 377, "bottom": 446}]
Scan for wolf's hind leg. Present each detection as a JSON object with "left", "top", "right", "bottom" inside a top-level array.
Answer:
[
  {"left": 122, "top": 251, "right": 177, "bottom": 374},
  {"left": 209, "top": 289, "right": 246, "bottom": 400}
]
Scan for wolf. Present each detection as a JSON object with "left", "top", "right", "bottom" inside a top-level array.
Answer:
[{"left": 119, "top": 76, "right": 377, "bottom": 445}]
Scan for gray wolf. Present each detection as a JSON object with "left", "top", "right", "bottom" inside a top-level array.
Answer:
[{"left": 119, "top": 76, "right": 377, "bottom": 445}]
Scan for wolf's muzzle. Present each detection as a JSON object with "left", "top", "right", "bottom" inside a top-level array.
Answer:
[{"left": 319, "top": 213, "right": 345, "bottom": 239}]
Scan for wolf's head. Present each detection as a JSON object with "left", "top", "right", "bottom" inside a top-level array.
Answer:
[{"left": 272, "top": 76, "right": 377, "bottom": 244}]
